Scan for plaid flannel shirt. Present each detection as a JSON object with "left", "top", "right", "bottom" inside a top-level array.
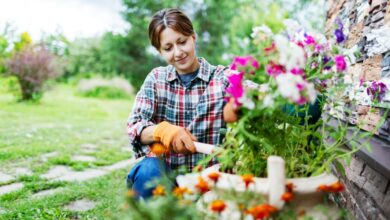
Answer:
[{"left": 127, "top": 57, "right": 228, "bottom": 171}]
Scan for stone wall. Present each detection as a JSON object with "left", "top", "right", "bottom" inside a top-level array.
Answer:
[
  {"left": 332, "top": 155, "right": 389, "bottom": 219},
  {"left": 326, "top": 0, "right": 390, "bottom": 219}
]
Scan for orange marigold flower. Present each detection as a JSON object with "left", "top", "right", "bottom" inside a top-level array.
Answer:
[
  {"left": 173, "top": 187, "right": 189, "bottom": 199},
  {"left": 208, "top": 172, "right": 221, "bottom": 183},
  {"left": 329, "top": 182, "right": 344, "bottom": 192},
  {"left": 286, "top": 182, "right": 294, "bottom": 192},
  {"left": 246, "top": 204, "right": 278, "bottom": 219},
  {"left": 317, "top": 184, "right": 329, "bottom": 192},
  {"left": 195, "top": 176, "right": 210, "bottom": 194},
  {"left": 152, "top": 185, "right": 165, "bottom": 196},
  {"left": 210, "top": 200, "right": 226, "bottom": 214},
  {"left": 281, "top": 192, "right": 293, "bottom": 202},
  {"left": 242, "top": 174, "right": 254, "bottom": 188},
  {"left": 317, "top": 181, "right": 344, "bottom": 193},
  {"left": 150, "top": 143, "right": 167, "bottom": 155}
]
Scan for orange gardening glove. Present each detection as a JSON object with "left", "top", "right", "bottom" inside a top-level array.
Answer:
[
  {"left": 223, "top": 97, "right": 239, "bottom": 123},
  {"left": 153, "top": 121, "right": 197, "bottom": 154}
]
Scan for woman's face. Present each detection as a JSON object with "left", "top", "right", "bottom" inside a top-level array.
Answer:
[{"left": 159, "top": 28, "right": 198, "bottom": 74}]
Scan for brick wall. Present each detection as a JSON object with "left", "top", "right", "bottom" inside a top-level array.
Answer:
[
  {"left": 326, "top": 0, "right": 390, "bottom": 219},
  {"left": 332, "top": 155, "right": 389, "bottom": 219}
]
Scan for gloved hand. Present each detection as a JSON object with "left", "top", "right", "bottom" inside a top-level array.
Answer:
[
  {"left": 223, "top": 97, "right": 239, "bottom": 123},
  {"left": 153, "top": 121, "right": 197, "bottom": 154}
]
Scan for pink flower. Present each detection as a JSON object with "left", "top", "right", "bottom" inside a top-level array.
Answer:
[
  {"left": 314, "top": 44, "right": 323, "bottom": 53},
  {"left": 334, "top": 55, "right": 346, "bottom": 72},
  {"left": 226, "top": 71, "right": 244, "bottom": 106},
  {"left": 296, "top": 41, "right": 304, "bottom": 48},
  {"left": 230, "top": 56, "right": 259, "bottom": 74},
  {"left": 290, "top": 68, "right": 304, "bottom": 76},
  {"left": 296, "top": 83, "right": 305, "bottom": 91},
  {"left": 266, "top": 61, "right": 285, "bottom": 77},
  {"left": 304, "top": 34, "right": 316, "bottom": 45},
  {"left": 296, "top": 96, "right": 307, "bottom": 105}
]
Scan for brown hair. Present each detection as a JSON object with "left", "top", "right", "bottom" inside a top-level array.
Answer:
[{"left": 148, "top": 8, "right": 194, "bottom": 50}]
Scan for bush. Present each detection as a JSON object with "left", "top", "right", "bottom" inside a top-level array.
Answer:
[
  {"left": 0, "top": 76, "right": 20, "bottom": 97},
  {"left": 5, "top": 44, "right": 62, "bottom": 101},
  {"left": 76, "top": 77, "right": 134, "bottom": 99}
]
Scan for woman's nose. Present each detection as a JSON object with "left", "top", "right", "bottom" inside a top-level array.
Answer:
[{"left": 173, "top": 45, "right": 183, "bottom": 57}]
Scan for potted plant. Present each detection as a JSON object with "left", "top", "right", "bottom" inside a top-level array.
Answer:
[
  {"left": 119, "top": 20, "right": 362, "bottom": 220},
  {"left": 175, "top": 20, "right": 361, "bottom": 219}
]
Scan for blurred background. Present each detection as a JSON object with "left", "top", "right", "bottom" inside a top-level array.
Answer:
[{"left": 0, "top": 0, "right": 325, "bottom": 95}]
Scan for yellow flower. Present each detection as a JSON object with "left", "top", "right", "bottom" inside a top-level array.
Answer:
[
  {"left": 152, "top": 185, "right": 165, "bottom": 196},
  {"left": 173, "top": 187, "right": 189, "bottom": 199}
]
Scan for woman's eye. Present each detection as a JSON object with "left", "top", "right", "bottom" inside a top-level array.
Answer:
[
  {"left": 164, "top": 47, "right": 172, "bottom": 51},
  {"left": 179, "top": 40, "right": 186, "bottom": 44}
]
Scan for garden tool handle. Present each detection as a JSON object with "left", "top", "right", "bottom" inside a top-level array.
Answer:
[{"left": 194, "top": 142, "right": 222, "bottom": 155}]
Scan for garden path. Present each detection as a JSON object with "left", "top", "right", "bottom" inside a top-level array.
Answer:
[{"left": 0, "top": 142, "right": 135, "bottom": 214}]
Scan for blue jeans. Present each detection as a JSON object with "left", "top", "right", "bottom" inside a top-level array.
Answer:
[{"left": 126, "top": 157, "right": 170, "bottom": 199}]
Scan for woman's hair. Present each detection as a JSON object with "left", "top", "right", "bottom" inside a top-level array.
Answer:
[{"left": 148, "top": 8, "right": 194, "bottom": 50}]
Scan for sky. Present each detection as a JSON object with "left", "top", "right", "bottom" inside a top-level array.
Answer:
[{"left": 0, "top": 0, "right": 130, "bottom": 41}]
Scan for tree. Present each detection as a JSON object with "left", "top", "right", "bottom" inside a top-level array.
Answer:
[{"left": 191, "top": 0, "right": 242, "bottom": 65}]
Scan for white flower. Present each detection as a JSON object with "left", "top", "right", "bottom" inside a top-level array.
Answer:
[
  {"left": 244, "top": 79, "right": 261, "bottom": 90},
  {"left": 276, "top": 73, "right": 302, "bottom": 102},
  {"left": 276, "top": 73, "right": 317, "bottom": 104},
  {"left": 274, "top": 35, "right": 306, "bottom": 71},
  {"left": 238, "top": 95, "right": 255, "bottom": 109},
  {"left": 259, "top": 83, "right": 271, "bottom": 93},
  {"left": 263, "top": 94, "right": 274, "bottom": 107},
  {"left": 251, "top": 25, "right": 273, "bottom": 39},
  {"left": 306, "top": 82, "right": 317, "bottom": 103}
]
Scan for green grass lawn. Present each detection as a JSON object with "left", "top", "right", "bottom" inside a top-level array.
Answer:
[{"left": 0, "top": 82, "right": 134, "bottom": 219}]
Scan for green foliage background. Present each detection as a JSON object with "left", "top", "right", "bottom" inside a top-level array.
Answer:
[{"left": 1, "top": 0, "right": 326, "bottom": 91}]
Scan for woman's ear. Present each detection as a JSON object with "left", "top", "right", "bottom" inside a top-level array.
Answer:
[{"left": 192, "top": 34, "right": 197, "bottom": 42}]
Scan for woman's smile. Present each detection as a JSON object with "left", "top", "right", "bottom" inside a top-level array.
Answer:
[{"left": 176, "top": 56, "right": 188, "bottom": 64}]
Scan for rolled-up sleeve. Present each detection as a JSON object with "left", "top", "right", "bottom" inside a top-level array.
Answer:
[{"left": 127, "top": 72, "right": 157, "bottom": 158}]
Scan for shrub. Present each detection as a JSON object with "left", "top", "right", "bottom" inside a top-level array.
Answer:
[
  {"left": 76, "top": 77, "right": 134, "bottom": 99},
  {"left": 5, "top": 44, "right": 62, "bottom": 101}
]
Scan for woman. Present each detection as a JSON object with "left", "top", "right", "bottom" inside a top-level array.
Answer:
[{"left": 126, "top": 8, "right": 228, "bottom": 199}]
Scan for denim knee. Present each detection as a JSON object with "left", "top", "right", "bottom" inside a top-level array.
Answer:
[{"left": 126, "top": 157, "right": 168, "bottom": 199}]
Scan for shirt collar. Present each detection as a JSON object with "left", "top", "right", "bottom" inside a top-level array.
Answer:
[{"left": 166, "top": 57, "right": 212, "bottom": 83}]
